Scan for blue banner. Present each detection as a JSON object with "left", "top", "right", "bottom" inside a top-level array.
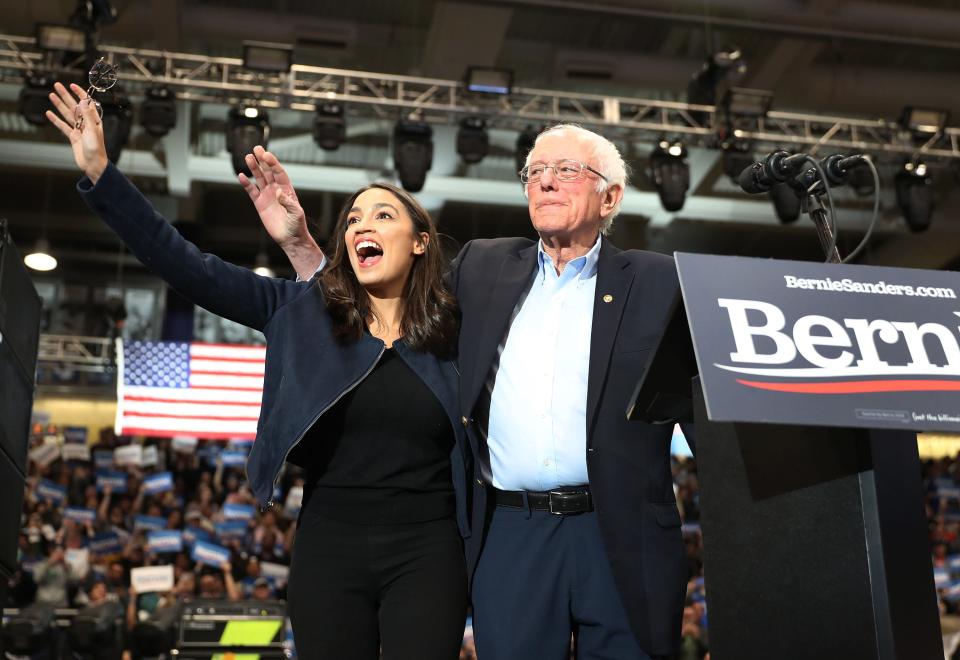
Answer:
[
  {"left": 147, "top": 530, "right": 184, "bottom": 554},
  {"left": 220, "top": 450, "right": 247, "bottom": 467},
  {"left": 182, "top": 526, "right": 212, "bottom": 547},
  {"left": 63, "top": 426, "right": 88, "bottom": 443},
  {"left": 215, "top": 520, "right": 249, "bottom": 539},
  {"left": 37, "top": 479, "right": 67, "bottom": 504},
  {"left": 191, "top": 540, "right": 231, "bottom": 568},
  {"left": 96, "top": 471, "right": 128, "bottom": 493},
  {"left": 222, "top": 503, "right": 256, "bottom": 520},
  {"left": 63, "top": 507, "right": 96, "bottom": 524},
  {"left": 935, "top": 567, "right": 951, "bottom": 588},
  {"left": 143, "top": 472, "right": 174, "bottom": 495},
  {"left": 89, "top": 532, "right": 123, "bottom": 556},
  {"left": 93, "top": 450, "right": 114, "bottom": 469},
  {"left": 133, "top": 515, "right": 167, "bottom": 531}
]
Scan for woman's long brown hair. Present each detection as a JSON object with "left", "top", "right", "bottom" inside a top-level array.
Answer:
[{"left": 319, "top": 182, "right": 459, "bottom": 358}]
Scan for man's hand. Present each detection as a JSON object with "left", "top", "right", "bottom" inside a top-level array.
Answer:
[
  {"left": 45, "top": 82, "right": 109, "bottom": 183},
  {"left": 237, "top": 147, "right": 325, "bottom": 280}
]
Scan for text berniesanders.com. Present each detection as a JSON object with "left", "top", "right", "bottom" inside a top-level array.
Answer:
[{"left": 783, "top": 275, "right": 956, "bottom": 299}]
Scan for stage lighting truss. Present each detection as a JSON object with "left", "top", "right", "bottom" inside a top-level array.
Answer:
[{"left": 0, "top": 33, "right": 958, "bottom": 162}]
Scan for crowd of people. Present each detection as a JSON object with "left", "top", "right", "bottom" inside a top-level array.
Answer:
[
  {"left": 923, "top": 453, "right": 960, "bottom": 615},
  {"left": 12, "top": 423, "right": 715, "bottom": 659}
]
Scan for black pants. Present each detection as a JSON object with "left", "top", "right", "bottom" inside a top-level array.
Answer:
[{"left": 287, "top": 507, "right": 467, "bottom": 660}]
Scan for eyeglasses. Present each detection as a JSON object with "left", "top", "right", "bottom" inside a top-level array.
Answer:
[{"left": 519, "top": 159, "right": 608, "bottom": 184}]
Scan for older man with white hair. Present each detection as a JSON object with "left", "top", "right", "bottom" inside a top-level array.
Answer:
[{"left": 246, "top": 124, "right": 690, "bottom": 660}]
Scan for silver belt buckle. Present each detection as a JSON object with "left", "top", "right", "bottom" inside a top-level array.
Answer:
[{"left": 548, "top": 490, "right": 566, "bottom": 515}]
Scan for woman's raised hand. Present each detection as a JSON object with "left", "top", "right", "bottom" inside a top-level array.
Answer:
[
  {"left": 45, "top": 82, "right": 109, "bottom": 183},
  {"left": 238, "top": 147, "right": 310, "bottom": 249}
]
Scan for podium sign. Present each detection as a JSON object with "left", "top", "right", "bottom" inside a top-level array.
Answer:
[{"left": 676, "top": 252, "right": 960, "bottom": 431}]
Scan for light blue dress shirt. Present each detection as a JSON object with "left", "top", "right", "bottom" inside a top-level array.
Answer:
[{"left": 486, "top": 235, "right": 601, "bottom": 491}]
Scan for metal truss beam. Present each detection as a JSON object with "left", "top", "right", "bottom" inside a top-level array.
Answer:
[{"left": 2, "top": 33, "right": 958, "bottom": 161}]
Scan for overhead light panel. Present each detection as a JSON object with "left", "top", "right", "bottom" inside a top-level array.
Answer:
[
  {"left": 226, "top": 106, "right": 270, "bottom": 176},
  {"left": 313, "top": 102, "right": 346, "bottom": 151},
  {"left": 465, "top": 67, "right": 513, "bottom": 95},
  {"left": 456, "top": 117, "right": 489, "bottom": 165},
  {"left": 139, "top": 85, "right": 176, "bottom": 137},
  {"left": 35, "top": 23, "right": 86, "bottom": 52},
  {"left": 243, "top": 41, "right": 294, "bottom": 73},
  {"left": 900, "top": 107, "right": 949, "bottom": 135},
  {"left": 721, "top": 87, "right": 773, "bottom": 118},
  {"left": 393, "top": 120, "right": 433, "bottom": 193}
]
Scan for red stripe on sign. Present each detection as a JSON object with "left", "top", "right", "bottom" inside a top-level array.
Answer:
[
  {"left": 736, "top": 379, "right": 960, "bottom": 394},
  {"left": 189, "top": 384, "right": 263, "bottom": 392},
  {"left": 120, "top": 427, "right": 256, "bottom": 440},
  {"left": 124, "top": 412, "right": 261, "bottom": 421},
  {"left": 124, "top": 396, "right": 260, "bottom": 407}
]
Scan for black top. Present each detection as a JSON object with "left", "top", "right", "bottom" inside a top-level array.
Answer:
[{"left": 289, "top": 348, "right": 456, "bottom": 524}]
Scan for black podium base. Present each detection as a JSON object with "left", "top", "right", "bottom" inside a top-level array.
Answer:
[{"left": 694, "top": 380, "right": 942, "bottom": 660}]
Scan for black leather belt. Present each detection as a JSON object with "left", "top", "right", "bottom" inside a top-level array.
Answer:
[{"left": 491, "top": 487, "right": 593, "bottom": 515}]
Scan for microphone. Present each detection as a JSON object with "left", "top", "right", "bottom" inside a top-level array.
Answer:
[
  {"left": 738, "top": 150, "right": 809, "bottom": 194},
  {"left": 818, "top": 153, "right": 867, "bottom": 186}
]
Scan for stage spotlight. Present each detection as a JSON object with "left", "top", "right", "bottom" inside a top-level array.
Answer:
[
  {"left": 35, "top": 23, "right": 86, "bottom": 52},
  {"left": 313, "top": 102, "right": 345, "bottom": 151},
  {"left": 769, "top": 181, "right": 800, "bottom": 224},
  {"left": 226, "top": 106, "right": 270, "bottom": 176},
  {"left": 243, "top": 41, "right": 294, "bottom": 74},
  {"left": 721, "top": 87, "right": 773, "bottom": 119},
  {"left": 686, "top": 46, "right": 746, "bottom": 123},
  {"left": 648, "top": 140, "right": 689, "bottom": 212},
  {"left": 18, "top": 72, "right": 55, "bottom": 126},
  {"left": 848, "top": 165, "right": 876, "bottom": 197},
  {"left": 393, "top": 120, "right": 433, "bottom": 192},
  {"left": 720, "top": 139, "right": 753, "bottom": 183},
  {"left": 100, "top": 89, "right": 133, "bottom": 163},
  {"left": 895, "top": 161, "right": 934, "bottom": 232},
  {"left": 515, "top": 125, "right": 539, "bottom": 176},
  {"left": 456, "top": 117, "right": 489, "bottom": 165},
  {"left": 2, "top": 602, "right": 56, "bottom": 657},
  {"left": 464, "top": 67, "right": 513, "bottom": 95},
  {"left": 139, "top": 85, "right": 176, "bottom": 137},
  {"left": 69, "top": 600, "right": 124, "bottom": 659},
  {"left": 24, "top": 237, "right": 57, "bottom": 271}
]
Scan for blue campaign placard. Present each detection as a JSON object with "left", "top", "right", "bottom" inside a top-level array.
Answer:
[
  {"left": 143, "top": 472, "right": 174, "bottom": 494},
  {"left": 222, "top": 503, "right": 256, "bottom": 520},
  {"left": 215, "top": 520, "right": 249, "bottom": 539},
  {"left": 220, "top": 450, "right": 247, "bottom": 467},
  {"left": 63, "top": 507, "right": 96, "bottom": 524},
  {"left": 89, "top": 531, "right": 123, "bottom": 556},
  {"left": 191, "top": 540, "right": 231, "bottom": 568},
  {"left": 63, "top": 426, "right": 88, "bottom": 443},
  {"left": 133, "top": 515, "right": 167, "bottom": 531},
  {"left": 182, "top": 526, "right": 212, "bottom": 547},
  {"left": 96, "top": 471, "right": 128, "bottom": 493},
  {"left": 37, "top": 479, "right": 67, "bottom": 503},
  {"left": 147, "top": 530, "right": 183, "bottom": 554},
  {"left": 93, "top": 450, "right": 114, "bottom": 469},
  {"left": 934, "top": 567, "right": 951, "bottom": 588}
]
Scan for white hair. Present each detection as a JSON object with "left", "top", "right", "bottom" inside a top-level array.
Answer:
[{"left": 523, "top": 123, "right": 629, "bottom": 233}]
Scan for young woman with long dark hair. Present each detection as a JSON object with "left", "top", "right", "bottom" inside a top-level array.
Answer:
[{"left": 47, "top": 81, "right": 469, "bottom": 660}]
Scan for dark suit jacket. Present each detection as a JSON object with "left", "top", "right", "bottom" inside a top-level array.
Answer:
[{"left": 449, "top": 236, "right": 688, "bottom": 657}]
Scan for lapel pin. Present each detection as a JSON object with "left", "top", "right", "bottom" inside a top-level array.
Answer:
[{"left": 602, "top": 294, "right": 613, "bottom": 303}]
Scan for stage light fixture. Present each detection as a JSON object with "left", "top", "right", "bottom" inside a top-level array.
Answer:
[
  {"left": 769, "top": 181, "right": 800, "bottom": 224},
  {"left": 393, "top": 120, "right": 433, "bottom": 192},
  {"left": 899, "top": 107, "right": 949, "bottom": 136},
  {"left": 515, "top": 125, "right": 539, "bottom": 176},
  {"left": 313, "top": 102, "right": 346, "bottom": 151},
  {"left": 465, "top": 67, "right": 513, "bottom": 95},
  {"left": 18, "top": 72, "right": 55, "bottom": 126},
  {"left": 243, "top": 41, "right": 294, "bottom": 73},
  {"left": 139, "top": 85, "right": 177, "bottom": 137},
  {"left": 686, "top": 46, "right": 746, "bottom": 123},
  {"left": 721, "top": 87, "right": 773, "bottom": 118},
  {"left": 895, "top": 161, "right": 934, "bottom": 232},
  {"left": 35, "top": 23, "right": 86, "bottom": 52},
  {"left": 456, "top": 117, "right": 489, "bottom": 165},
  {"left": 721, "top": 140, "right": 754, "bottom": 183},
  {"left": 226, "top": 106, "right": 270, "bottom": 176},
  {"left": 100, "top": 89, "right": 133, "bottom": 163},
  {"left": 24, "top": 237, "right": 57, "bottom": 272},
  {"left": 648, "top": 140, "right": 689, "bottom": 212}
]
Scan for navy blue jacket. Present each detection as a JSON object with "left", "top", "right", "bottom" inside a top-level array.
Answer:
[
  {"left": 78, "top": 164, "right": 472, "bottom": 538},
  {"left": 449, "top": 237, "right": 689, "bottom": 657}
]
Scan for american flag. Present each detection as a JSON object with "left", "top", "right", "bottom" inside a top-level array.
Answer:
[{"left": 116, "top": 340, "right": 264, "bottom": 439}]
